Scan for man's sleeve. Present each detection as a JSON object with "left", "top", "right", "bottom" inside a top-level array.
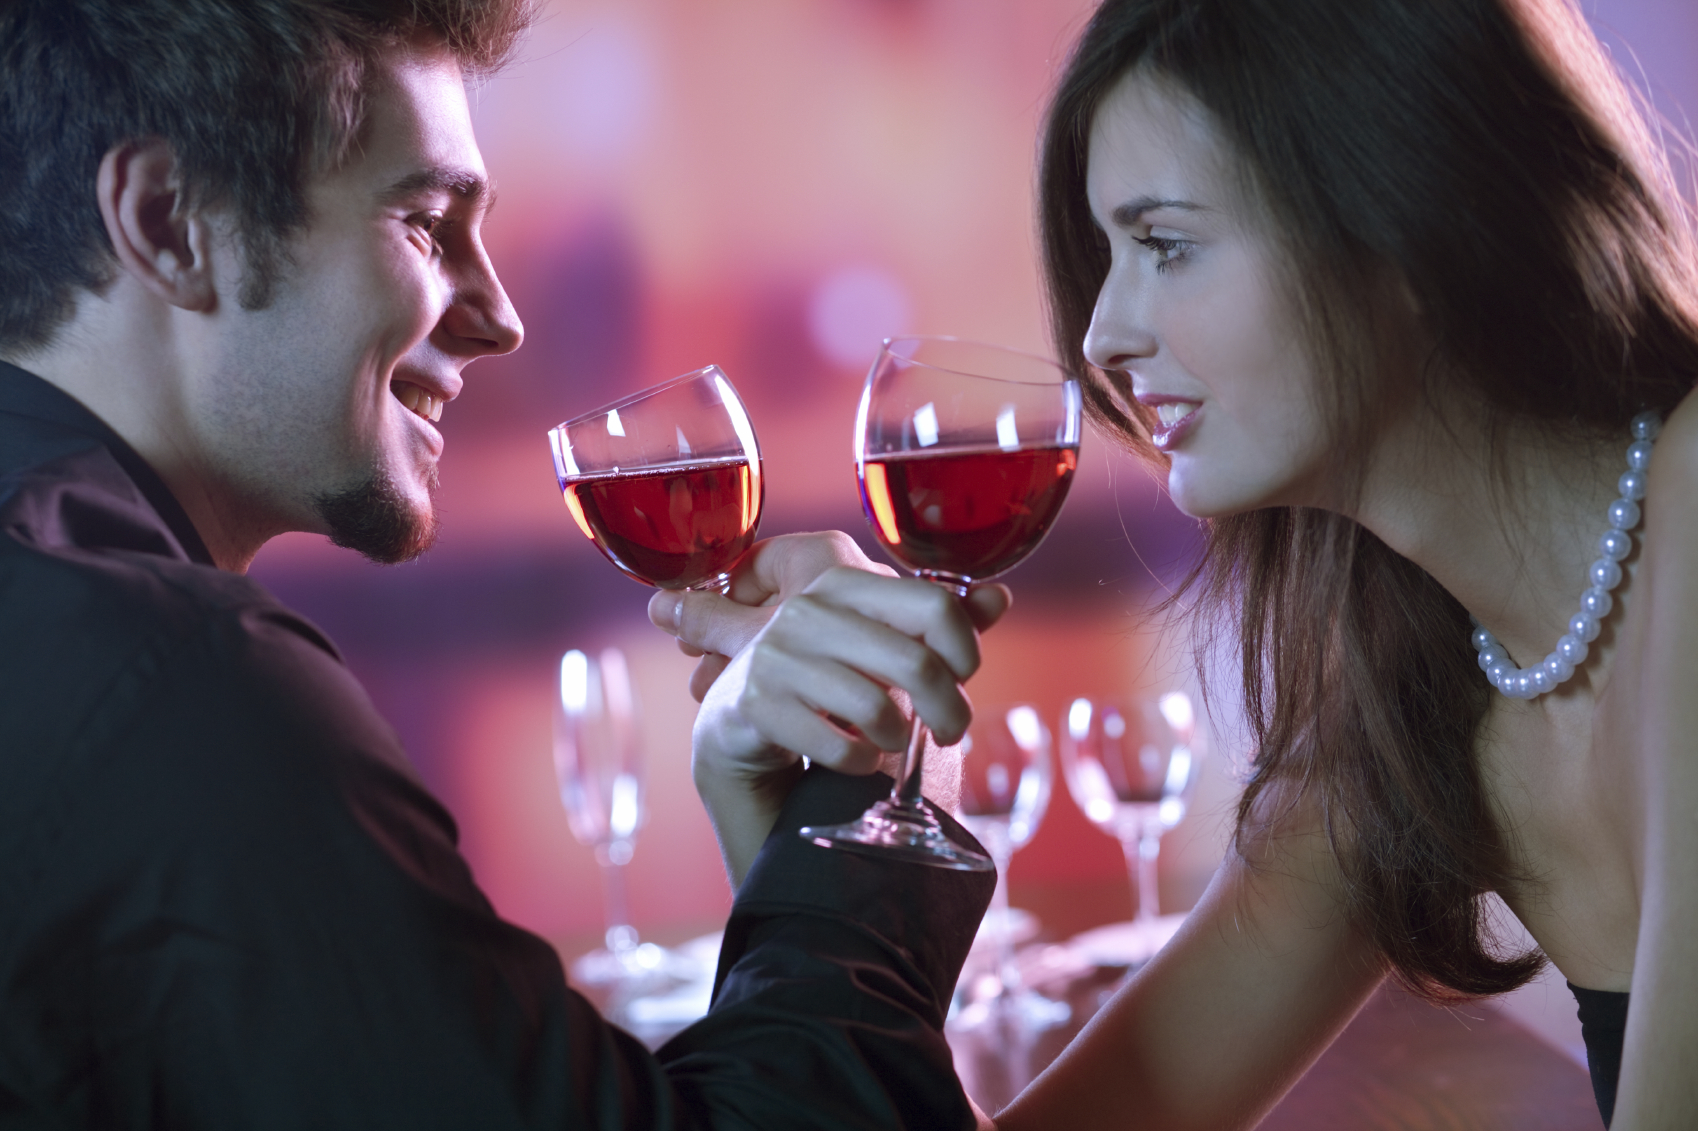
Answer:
[
  {"left": 0, "top": 598, "right": 992, "bottom": 1130},
  {"left": 659, "top": 768, "right": 994, "bottom": 1129}
]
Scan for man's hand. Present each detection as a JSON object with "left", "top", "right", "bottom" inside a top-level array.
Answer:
[{"left": 648, "top": 532, "right": 1009, "bottom": 885}]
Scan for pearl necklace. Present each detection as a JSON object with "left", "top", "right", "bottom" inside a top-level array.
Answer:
[{"left": 1470, "top": 411, "right": 1661, "bottom": 700}]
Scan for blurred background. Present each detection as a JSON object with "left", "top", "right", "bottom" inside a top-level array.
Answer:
[{"left": 247, "top": 0, "right": 1698, "bottom": 1013}]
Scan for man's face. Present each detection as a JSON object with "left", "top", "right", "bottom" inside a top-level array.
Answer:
[{"left": 193, "top": 46, "right": 522, "bottom": 562}]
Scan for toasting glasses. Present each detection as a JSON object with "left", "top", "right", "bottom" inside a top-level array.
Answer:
[
  {"left": 1060, "top": 692, "right": 1202, "bottom": 966},
  {"left": 548, "top": 365, "right": 763, "bottom": 595},
  {"left": 801, "top": 337, "right": 1083, "bottom": 870}
]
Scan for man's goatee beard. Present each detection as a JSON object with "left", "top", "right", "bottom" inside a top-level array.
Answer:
[{"left": 313, "top": 467, "right": 439, "bottom": 564}]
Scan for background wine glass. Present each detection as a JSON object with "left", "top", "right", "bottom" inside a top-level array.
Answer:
[
  {"left": 801, "top": 336, "right": 1082, "bottom": 871},
  {"left": 1059, "top": 692, "right": 1202, "bottom": 968},
  {"left": 548, "top": 365, "right": 762, "bottom": 595},
  {"left": 553, "top": 646, "right": 668, "bottom": 987},
  {"left": 954, "top": 705, "right": 1070, "bottom": 1032}
]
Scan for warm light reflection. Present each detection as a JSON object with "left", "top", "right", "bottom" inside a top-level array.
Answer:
[
  {"left": 861, "top": 461, "right": 902, "bottom": 545},
  {"left": 562, "top": 487, "right": 595, "bottom": 540}
]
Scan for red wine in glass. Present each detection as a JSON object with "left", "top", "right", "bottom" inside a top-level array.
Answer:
[
  {"left": 860, "top": 445, "right": 1077, "bottom": 580},
  {"left": 563, "top": 457, "right": 763, "bottom": 589},
  {"left": 549, "top": 366, "right": 763, "bottom": 594},
  {"left": 800, "top": 337, "right": 1082, "bottom": 871}
]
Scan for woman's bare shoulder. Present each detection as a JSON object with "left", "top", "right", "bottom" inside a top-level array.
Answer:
[
  {"left": 1644, "top": 388, "right": 1698, "bottom": 570},
  {"left": 1651, "top": 386, "right": 1698, "bottom": 484}
]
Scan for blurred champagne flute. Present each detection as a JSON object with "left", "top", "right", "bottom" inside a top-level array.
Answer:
[
  {"left": 954, "top": 705, "right": 1069, "bottom": 1032},
  {"left": 553, "top": 646, "right": 666, "bottom": 986}
]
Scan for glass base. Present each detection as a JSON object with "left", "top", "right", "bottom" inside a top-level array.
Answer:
[
  {"left": 950, "top": 987, "right": 1073, "bottom": 1034},
  {"left": 800, "top": 797, "right": 995, "bottom": 872},
  {"left": 1066, "top": 913, "right": 1188, "bottom": 968}
]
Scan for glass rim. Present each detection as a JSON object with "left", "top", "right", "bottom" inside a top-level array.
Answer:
[
  {"left": 549, "top": 363, "right": 728, "bottom": 434},
  {"left": 878, "top": 335, "right": 1069, "bottom": 387}
]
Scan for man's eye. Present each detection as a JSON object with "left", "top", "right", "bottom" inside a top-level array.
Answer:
[
  {"left": 1133, "top": 234, "right": 1191, "bottom": 272},
  {"left": 411, "top": 212, "right": 445, "bottom": 247}
]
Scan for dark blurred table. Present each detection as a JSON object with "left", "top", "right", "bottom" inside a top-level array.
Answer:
[{"left": 952, "top": 880, "right": 1602, "bottom": 1130}]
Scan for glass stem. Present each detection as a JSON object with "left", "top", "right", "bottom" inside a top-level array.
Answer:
[
  {"left": 597, "top": 842, "right": 636, "bottom": 954},
  {"left": 895, "top": 714, "right": 927, "bottom": 805},
  {"left": 988, "top": 835, "right": 1019, "bottom": 995},
  {"left": 1137, "top": 822, "right": 1163, "bottom": 922},
  {"left": 892, "top": 576, "right": 969, "bottom": 809}
]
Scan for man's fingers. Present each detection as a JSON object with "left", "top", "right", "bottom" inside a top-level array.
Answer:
[
  {"left": 757, "top": 594, "right": 975, "bottom": 744},
  {"left": 688, "top": 653, "right": 732, "bottom": 702},
  {"left": 726, "top": 531, "right": 888, "bottom": 607},
  {"left": 799, "top": 568, "right": 984, "bottom": 682},
  {"left": 734, "top": 695, "right": 886, "bottom": 776},
  {"left": 649, "top": 587, "right": 777, "bottom": 658},
  {"left": 964, "top": 583, "right": 1012, "bottom": 632},
  {"left": 747, "top": 651, "right": 913, "bottom": 751}
]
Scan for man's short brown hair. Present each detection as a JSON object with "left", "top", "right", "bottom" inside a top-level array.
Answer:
[{"left": 0, "top": 0, "right": 532, "bottom": 350}]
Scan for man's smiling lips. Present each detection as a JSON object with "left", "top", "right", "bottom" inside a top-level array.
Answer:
[
  {"left": 392, "top": 380, "right": 443, "bottom": 422},
  {"left": 390, "top": 374, "right": 461, "bottom": 424}
]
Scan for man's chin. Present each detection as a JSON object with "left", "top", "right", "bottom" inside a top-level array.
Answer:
[{"left": 312, "top": 471, "right": 438, "bottom": 564}]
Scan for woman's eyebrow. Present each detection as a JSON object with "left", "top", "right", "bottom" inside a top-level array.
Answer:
[{"left": 1110, "top": 196, "right": 1209, "bottom": 226}]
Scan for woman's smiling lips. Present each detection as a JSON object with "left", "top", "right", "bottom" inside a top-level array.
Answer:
[{"left": 1137, "top": 392, "right": 1202, "bottom": 450}]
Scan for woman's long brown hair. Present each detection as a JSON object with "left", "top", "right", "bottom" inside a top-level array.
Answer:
[{"left": 1040, "top": 0, "right": 1698, "bottom": 1000}]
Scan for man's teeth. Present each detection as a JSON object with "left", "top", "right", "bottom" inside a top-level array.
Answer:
[
  {"left": 1156, "top": 401, "right": 1199, "bottom": 428},
  {"left": 394, "top": 382, "right": 443, "bottom": 423}
]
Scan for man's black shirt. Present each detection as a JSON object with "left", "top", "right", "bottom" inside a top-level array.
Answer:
[{"left": 0, "top": 360, "right": 993, "bottom": 1129}]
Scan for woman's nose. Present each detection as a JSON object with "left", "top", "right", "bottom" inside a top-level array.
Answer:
[{"left": 1083, "top": 268, "right": 1155, "bottom": 371}]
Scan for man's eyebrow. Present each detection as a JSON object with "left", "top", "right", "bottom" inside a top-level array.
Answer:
[
  {"left": 1109, "top": 196, "right": 1208, "bottom": 226},
  {"left": 379, "top": 167, "right": 496, "bottom": 210}
]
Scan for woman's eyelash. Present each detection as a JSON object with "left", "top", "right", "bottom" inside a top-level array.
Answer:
[{"left": 1133, "top": 233, "right": 1190, "bottom": 271}]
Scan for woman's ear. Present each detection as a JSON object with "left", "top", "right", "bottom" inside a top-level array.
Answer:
[{"left": 96, "top": 138, "right": 218, "bottom": 313}]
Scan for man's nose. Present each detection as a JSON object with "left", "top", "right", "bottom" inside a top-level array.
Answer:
[{"left": 443, "top": 250, "right": 524, "bottom": 359}]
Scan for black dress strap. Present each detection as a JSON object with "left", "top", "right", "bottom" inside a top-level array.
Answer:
[{"left": 1569, "top": 981, "right": 1630, "bottom": 1127}]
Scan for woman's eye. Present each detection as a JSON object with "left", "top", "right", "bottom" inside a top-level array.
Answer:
[{"left": 1133, "top": 234, "right": 1191, "bottom": 272}]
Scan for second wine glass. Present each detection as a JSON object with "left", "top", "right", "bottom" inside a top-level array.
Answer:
[
  {"left": 548, "top": 365, "right": 762, "bottom": 595},
  {"left": 800, "top": 337, "right": 1082, "bottom": 871}
]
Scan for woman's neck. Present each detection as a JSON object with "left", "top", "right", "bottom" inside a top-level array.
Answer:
[{"left": 1346, "top": 406, "right": 1627, "bottom": 686}]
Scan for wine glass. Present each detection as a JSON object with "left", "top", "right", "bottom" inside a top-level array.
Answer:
[
  {"left": 953, "top": 705, "right": 1070, "bottom": 1032},
  {"left": 552, "top": 646, "right": 665, "bottom": 986},
  {"left": 800, "top": 337, "right": 1082, "bottom": 871},
  {"left": 548, "top": 365, "right": 762, "bottom": 595},
  {"left": 1059, "top": 692, "right": 1202, "bottom": 967}
]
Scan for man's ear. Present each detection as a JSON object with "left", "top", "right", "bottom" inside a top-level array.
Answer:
[{"left": 96, "top": 138, "right": 219, "bottom": 313}]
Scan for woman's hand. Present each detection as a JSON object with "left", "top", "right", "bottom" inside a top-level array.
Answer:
[{"left": 647, "top": 532, "right": 1009, "bottom": 886}]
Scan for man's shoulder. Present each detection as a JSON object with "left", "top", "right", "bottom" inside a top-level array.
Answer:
[{"left": 0, "top": 475, "right": 360, "bottom": 786}]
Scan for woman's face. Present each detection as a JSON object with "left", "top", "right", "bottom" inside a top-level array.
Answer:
[{"left": 1083, "top": 72, "right": 1338, "bottom": 518}]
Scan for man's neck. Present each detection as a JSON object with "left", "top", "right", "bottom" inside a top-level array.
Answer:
[{"left": 3, "top": 288, "right": 278, "bottom": 573}]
